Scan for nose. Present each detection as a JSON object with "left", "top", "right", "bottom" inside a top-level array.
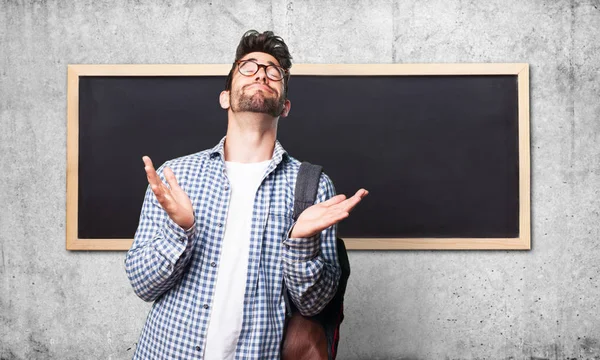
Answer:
[{"left": 254, "top": 66, "right": 268, "bottom": 82}]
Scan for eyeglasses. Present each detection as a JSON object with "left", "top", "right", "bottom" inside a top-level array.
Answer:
[{"left": 236, "top": 60, "right": 287, "bottom": 81}]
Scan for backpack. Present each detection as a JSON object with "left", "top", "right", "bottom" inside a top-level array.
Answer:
[{"left": 281, "top": 162, "right": 351, "bottom": 360}]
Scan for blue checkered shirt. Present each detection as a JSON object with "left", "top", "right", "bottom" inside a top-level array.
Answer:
[{"left": 125, "top": 136, "right": 341, "bottom": 359}]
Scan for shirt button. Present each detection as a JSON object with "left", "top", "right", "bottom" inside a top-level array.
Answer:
[
  {"left": 196, "top": 346, "right": 201, "bottom": 351},
  {"left": 218, "top": 223, "right": 223, "bottom": 227},
  {"left": 211, "top": 262, "right": 216, "bottom": 267},
  {"left": 203, "top": 304, "right": 209, "bottom": 309},
  {"left": 224, "top": 185, "right": 229, "bottom": 190}
]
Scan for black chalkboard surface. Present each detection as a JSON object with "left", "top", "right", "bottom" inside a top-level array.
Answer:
[{"left": 66, "top": 64, "right": 530, "bottom": 250}]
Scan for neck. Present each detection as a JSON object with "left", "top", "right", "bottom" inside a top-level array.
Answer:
[{"left": 224, "top": 110, "right": 279, "bottom": 163}]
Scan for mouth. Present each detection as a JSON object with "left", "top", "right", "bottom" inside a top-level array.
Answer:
[{"left": 245, "top": 83, "right": 275, "bottom": 94}]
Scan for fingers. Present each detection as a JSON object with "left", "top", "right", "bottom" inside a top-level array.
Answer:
[
  {"left": 142, "top": 155, "right": 154, "bottom": 169},
  {"left": 317, "top": 210, "right": 350, "bottom": 231},
  {"left": 356, "top": 189, "right": 369, "bottom": 198},
  {"left": 321, "top": 189, "right": 368, "bottom": 213},
  {"left": 164, "top": 167, "right": 181, "bottom": 191},
  {"left": 334, "top": 188, "right": 369, "bottom": 213},
  {"left": 321, "top": 190, "right": 368, "bottom": 224},
  {"left": 143, "top": 156, "right": 170, "bottom": 200},
  {"left": 296, "top": 189, "right": 368, "bottom": 237},
  {"left": 143, "top": 156, "right": 158, "bottom": 183},
  {"left": 321, "top": 194, "right": 347, "bottom": 206}
]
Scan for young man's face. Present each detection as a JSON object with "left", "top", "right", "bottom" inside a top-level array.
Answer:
[{"left": 225, "top": 51, "right": 290, "bottom": 118}]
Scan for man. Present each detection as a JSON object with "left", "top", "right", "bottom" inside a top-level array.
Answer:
[{"left": 125, "top": 30, "right": 368, "bottom": 360}]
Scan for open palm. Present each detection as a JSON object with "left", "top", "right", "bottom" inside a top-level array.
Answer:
[
  {"left": 143, "top": 156, "right": 195, "bottom": 230},
  {"left": 290, "top": 189, "right": 369, "bottom": 239}
]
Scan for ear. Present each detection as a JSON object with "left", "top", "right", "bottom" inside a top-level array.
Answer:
[
  {"left": 219, "top": 90, "right": 230, "bottom": 110},
  {"left": 280, "top": 99, "right": 292, "bottom": 118}
]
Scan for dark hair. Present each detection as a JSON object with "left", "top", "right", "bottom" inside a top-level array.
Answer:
[{"left": 225, "top": 30, "right": 293, "bottom": 97}]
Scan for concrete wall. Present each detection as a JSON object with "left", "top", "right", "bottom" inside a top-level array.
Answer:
[{"left": 1, "top": 0, "right": 599, "bottom": 359}]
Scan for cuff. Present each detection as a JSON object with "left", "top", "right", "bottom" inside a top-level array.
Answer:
[
  {"left": 165, "top": 217, "right": 196, "bottom": 238},
  {"left": 159, "top": 217, "right": 197, "bottom": 263},
  {"left": 282, "top": 221, "right": 320, "bottom": 261}
]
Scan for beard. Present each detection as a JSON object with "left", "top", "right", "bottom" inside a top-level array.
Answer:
[{"left": 230, "top": 85, "right": 285, "bottom": 117}]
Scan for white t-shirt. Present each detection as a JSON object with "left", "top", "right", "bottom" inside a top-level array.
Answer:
[{"left": 203, "top": 159, "right": 271, "bottom": 360}]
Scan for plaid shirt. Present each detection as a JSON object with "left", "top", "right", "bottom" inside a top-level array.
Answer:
[{"left": 125, "top": 136, "right": 341, "bottom": 360}]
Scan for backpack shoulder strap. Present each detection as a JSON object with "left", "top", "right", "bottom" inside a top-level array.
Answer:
[
  {"left": 283, "top": 162, "right": 323, "bottom": 317},
  {"left": 293, "top": 162, "right": 323, "bottom": 221}
]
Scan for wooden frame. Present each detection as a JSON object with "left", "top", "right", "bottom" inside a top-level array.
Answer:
[{"left": 66, "top": 63, "right": 530, "bottom": 250}]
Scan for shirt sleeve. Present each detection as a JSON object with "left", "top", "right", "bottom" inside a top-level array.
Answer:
[
  {"left": 124, "top": 161, "right": 198, "bottom": 302},
  {"left": 282, "top": 172, "right": 342, "bottom": 316}
]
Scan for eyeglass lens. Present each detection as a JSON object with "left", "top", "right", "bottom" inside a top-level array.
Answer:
[{"left": 239, "top": 61, "right": 284, "bottom": 80}]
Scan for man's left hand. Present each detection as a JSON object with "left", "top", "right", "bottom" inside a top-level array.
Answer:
[{"left": 290, "top": 189, "right": 369, "bottom": 239}]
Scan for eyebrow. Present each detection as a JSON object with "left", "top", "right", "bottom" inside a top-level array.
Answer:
[{"left": 243, "top": 58, "right": 278, "bottom": 66}]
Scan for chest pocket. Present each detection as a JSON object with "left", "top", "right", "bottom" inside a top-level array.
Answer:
[
  {"left": 266, "top": 211, "right": 295, "bottom": 242},
  {"left": 265, "top": 171, "right": 295, "bottom": 242}
]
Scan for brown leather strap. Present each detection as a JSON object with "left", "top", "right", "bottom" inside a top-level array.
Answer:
[{"left": 281, "top": 313, "right": 328, "bottom": 360}]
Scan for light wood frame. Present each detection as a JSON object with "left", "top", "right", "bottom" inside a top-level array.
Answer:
[{"left": 67, "top": 63, "right": 530, "bottom": 250}]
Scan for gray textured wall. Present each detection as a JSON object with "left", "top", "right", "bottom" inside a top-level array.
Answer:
[{"left": 1, "top": 0, "right": 599, "bottom": 359}]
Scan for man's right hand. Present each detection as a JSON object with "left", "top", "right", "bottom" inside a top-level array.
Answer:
[{"left": 143, "top": 156, "right": 195, "bottom": 230}]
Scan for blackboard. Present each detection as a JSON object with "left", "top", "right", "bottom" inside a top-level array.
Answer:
[{"left": 66, "top": 64, "right": 530, "bottom": 250}]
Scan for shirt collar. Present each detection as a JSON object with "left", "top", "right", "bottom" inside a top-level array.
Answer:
[{"left": 209, "top": 135, "right": 289, "bottom": 166}]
